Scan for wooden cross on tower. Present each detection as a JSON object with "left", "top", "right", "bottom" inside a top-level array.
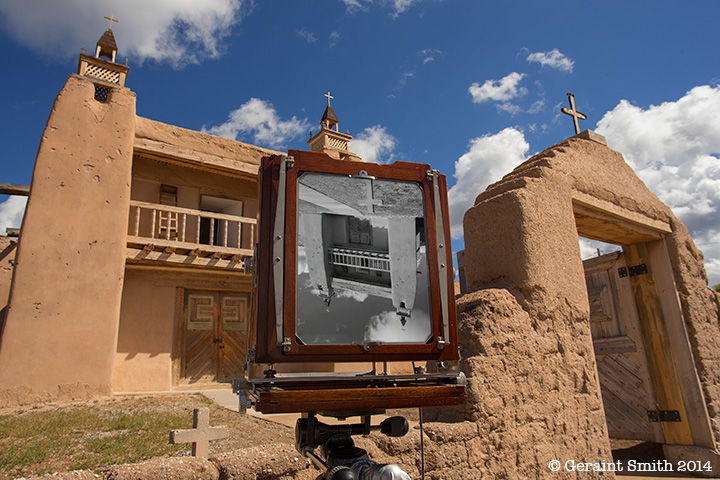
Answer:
[
  {"left": 325, "top": 91, "right": 334, "bottom": 107},
  {"left": 561, "top": 92, "right": 587, "bottom": 135},
  {"left": 104, "top": 14, "right": 119, "bottom": 30},
  {"left": 169, "top": 408, "right": 229, "bottom": 458}
]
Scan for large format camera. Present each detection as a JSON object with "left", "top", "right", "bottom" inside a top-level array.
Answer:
[{"left": 235, "top": 150, "right": 465, "bottom": 479}]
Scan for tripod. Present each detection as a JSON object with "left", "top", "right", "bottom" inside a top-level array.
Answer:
[{"left": 295, "top": 412, "right": 412, "bottom": 480}]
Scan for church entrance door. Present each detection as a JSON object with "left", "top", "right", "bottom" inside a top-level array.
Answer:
[
  {"left": 583, "top": 252, "right": 665, "bottom": 443},
  {"left": 182, "top": 290, "right": 248, "bottom": 384}
]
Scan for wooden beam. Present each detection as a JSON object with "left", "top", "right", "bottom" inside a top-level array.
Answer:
[
  {"left": 133, "top": 138, "right": 260, "bottom": 181},
  {"left": 574, "top": 203, "right": 665, "bottom": 245},
  {"left": 126, "top": 247, "right": 248, "bottom": 271},
  {"left": 624, "top": 243, "right": 693, "bottom": 445},
  {"left": 572, "top": 193, "right": 672, "bottom": 234},
  {"left": 0, "top": 182, "right": 30, "bottom": 196},
  {"left": 255, "top": 384, "right": 467, "bottom": 414},
  {"left": 127, "top": 236, "right": 253, "bottom": 258}
]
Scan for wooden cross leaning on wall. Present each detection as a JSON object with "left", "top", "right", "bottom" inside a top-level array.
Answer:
[{"left": 169, "top": 408, "right": 229, "bottom": 458}]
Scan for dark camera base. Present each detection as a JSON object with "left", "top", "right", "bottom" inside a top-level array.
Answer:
[{"left": 296, "top": 412, "right": 412, "bottom": 480}]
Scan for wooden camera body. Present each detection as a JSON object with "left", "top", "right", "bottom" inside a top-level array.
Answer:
[{"left": 240, "top": 150, "right": 465, "bottom": 414}]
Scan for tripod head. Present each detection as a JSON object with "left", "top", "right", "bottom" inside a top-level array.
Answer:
[{"left": 295, "top": 413, "right": 411, "bottom": 480}]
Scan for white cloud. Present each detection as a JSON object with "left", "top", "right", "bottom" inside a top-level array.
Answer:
[
  {"left": 595, "top": 85, "right": 720, "bottom": 286},
  {"left": 329, "top": 31, "right": 341, "bottom": 47},
  {"left": 335, "top": 288, "right": 368, "bottom": 303},
  {"left": 390, "top": 0, "right": 421, "bottom": 18},
  {"left": 390, "top": 48, "right": 440, "bottom": 96},
  {"left": 496, "top": 102, "right": 521, "bottom": 116},
  {"left": 420, "top": 48, "right": 441, "bottom": 64},
  {"left": 351, "top": 125, "right": 397, "bottom": 164},
  {"left": 0, "top": 0, "right": 253, "bottom": 67},
  {"left": 447, "top": 128, "right": 529, "bottom": 238},
  {"left": 202, "top": 98, "right": 310, "bottom": 150},
  {"left": 469, "top": 72, "right": 527, "bottom": 104},
  {"left": 578, "top": 238, "right": 621, "bottom": 260},
  {"left": 0, "top": 196, "right": 27, "bottom": 234},
  {"left": 526, "top": 48, "right": 574, "bottom": 72},
  {"left": 364, "top": 309, "right": 432, "bottom": 343},
  {"left": 340, "top": 0, "right": 372, "bottom": 14},
  {"left": 296, "top": 28, "right": 317, "bottom": 44},
  {"left": 339, "top": 0, "right": 420, "bottom": 17},
  {"left": 528, "top": 99, "right": 546, "bottom": 114}
]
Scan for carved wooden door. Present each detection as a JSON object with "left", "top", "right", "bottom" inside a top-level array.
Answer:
[
  {"left": 583, "top": 252, "right": 664, "bottom": 442},
  {"left": 218, "top": 293, "right": 248, "bottom": 381},
  {"left": 183, "top": 291, "right": 248, "bottom": 384}
]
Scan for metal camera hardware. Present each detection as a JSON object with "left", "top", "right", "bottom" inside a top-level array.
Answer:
[
  {"left": 296, "top": 412, "right": 411, "bottom": 480},
  {"left": 235, "top": 150, "right": 466, "bottom": 478}
]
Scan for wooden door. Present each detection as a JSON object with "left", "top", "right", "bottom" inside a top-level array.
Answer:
[
  {"left": 218, "top": 294, "right": 249, "bottom": 381},
  {"left": 583, "top": 252, "right": 664, "bottom": 442},
  {"left": 183, "top": 291, "right": 248, "bottom": 384}
]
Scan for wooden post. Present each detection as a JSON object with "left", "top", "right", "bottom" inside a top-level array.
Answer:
[{"left": 624, "top": 243, "right": 693, "bottom": 445}]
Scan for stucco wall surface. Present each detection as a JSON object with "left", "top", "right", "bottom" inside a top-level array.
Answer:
[
  {"left": 0, "top": 236, "right": 16, "bottom": 311},
  {"left": 113, "top": 269, "right": 177, "bottom": 392},
  {"left": 114, "top": 267, "right": 253, "bottom": 392},
  {"left": 463, "top": 133, "right": 720, "bottom": 450},
  {"left": 0, "top": 75, "right": 136, "bottom": 406},
  {"left": 372, "top": 287, "right": 612, "bottom": 479}
]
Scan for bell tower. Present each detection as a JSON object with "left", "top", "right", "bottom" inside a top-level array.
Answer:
[
  {"left": 77, "top": 14, "right": 129, "bottom": 100},
  {"left": 307, "top": 92, "right": 361, "bottom": 161}
]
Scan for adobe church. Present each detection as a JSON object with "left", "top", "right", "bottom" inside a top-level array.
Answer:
[
  {"left": 2, "top": 26, "right": 720, "bottom": 478},
  {"left": 0, "top": 26, "right": 361, "bottom": 401}
]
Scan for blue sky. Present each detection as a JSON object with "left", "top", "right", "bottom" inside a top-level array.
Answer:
[{"left": 1, "top": 0, "right": 719, "bottom": 286}]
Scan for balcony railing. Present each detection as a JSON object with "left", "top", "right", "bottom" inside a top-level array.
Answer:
[
  {"left": 328, "top": 247, "right": 391, "bottom": 272},
  {"left": 127, "top": 200, "right": 255, "bottom": 264}
]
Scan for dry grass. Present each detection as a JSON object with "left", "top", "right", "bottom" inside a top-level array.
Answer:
[{"left": 0, "top": 393, "right": 294, "bottom": 480}]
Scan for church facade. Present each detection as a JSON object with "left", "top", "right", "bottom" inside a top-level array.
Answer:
[{"left": 0, "top": 28, "right": 302, "bottom": 404}]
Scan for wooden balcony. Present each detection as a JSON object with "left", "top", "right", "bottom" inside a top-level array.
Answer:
[
  {"left": 126, "top": 200, "right": 255, "bottom": 271},
  {"left": 328, "top": 247, "right": 391, "bottom": 272}
]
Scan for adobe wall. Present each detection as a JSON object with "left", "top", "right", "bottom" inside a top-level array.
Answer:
[
  {"left": 0, "top": 236, "right": 16, "bottom": 313},
  {"left": 460, "top": 132, "right": 720, "bottom": 473},
  {"left": 665, "top": 218, "right": 720, "bottom": 439},
  {"left": 0, "top": 75, "right": 136, "bottom": 406},
  {"left": 114, "top": 268, "right": 252, "bottom": 392},
  {"left": 113, "top": 269, "right": 178, "bottom": 392}
]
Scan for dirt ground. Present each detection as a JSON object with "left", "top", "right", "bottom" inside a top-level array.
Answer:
[
  {"left": 0, "top": 393, "right": 296, "bottom": 480},
  {"left": 0, "top": 393, "right": 691, "bottom": 480}
]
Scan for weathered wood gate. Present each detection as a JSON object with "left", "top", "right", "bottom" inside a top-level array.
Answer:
[
  {"left": 583, "top": 251, "right": 664, "bottom": 442},
  {"left": 182, "top": 290, "right": 248, "bottom": 384}
]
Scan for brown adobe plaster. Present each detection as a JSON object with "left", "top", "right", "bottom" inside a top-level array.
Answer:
[
  {"left": 0, "top": 74, "right": 136, "bottom": 407},
  {"left": 0, "top": 236, "right": 16, "bottom": 312},
  {"left": 462, "top": 134, "right": 720, "bottom": 469}
]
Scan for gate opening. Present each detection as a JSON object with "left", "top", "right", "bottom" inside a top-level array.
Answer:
[{"left": 574, "top": 200, "right": 715, "bottom": 467}]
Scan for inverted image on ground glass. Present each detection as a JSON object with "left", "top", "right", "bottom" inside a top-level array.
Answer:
[{"left": 296, "top": 172, "right": 432, "bottom": 345}]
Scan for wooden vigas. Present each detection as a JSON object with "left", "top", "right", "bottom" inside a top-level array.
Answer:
[{"left": 246, "top": 149, "right": 464, "bottom": 414}]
